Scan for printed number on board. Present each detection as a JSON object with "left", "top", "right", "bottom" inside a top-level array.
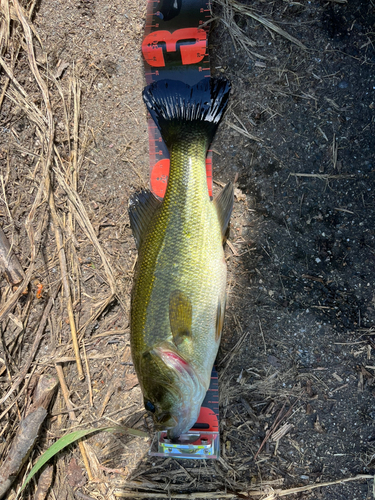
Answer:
[{"left": 142, "top": 28, "right": 207, "bottom": 67}]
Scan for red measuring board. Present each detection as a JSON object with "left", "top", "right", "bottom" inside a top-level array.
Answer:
[
  {"left": 142, "top": 2, "right": 220, "bottom": 447},
  {"left": 142, "top": 0, "right": 213, "bottom": 199},
  {"left": 191, "top": 367, "right": 219, "bottom": 433}
]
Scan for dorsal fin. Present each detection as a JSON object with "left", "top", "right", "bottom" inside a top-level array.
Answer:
[
  {"left": 215, "top": 296, "right": 226, "bottom": 342},
  {"left": 213, "top": 182, "right": 234, "bottom": 239},
  {"left": 169, "top": 290, "right": 192, "bottom": 347},
  {"left": 128, "top": 190, "right": 161, "bottom": 249}
]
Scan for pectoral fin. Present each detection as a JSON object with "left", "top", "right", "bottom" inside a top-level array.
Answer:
[
  {"left": 213, "top": 182, "right": 234, "bottom": 240},
  {"left": 169, "top": 290, "right": 192, "bottom": 347},
  {"left": 128, "top": 190, "right": 161, "bottom": 249}
]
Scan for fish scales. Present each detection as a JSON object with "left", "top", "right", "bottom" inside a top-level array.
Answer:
[
  {"left": 132, "top": 137, "right": 225, "bottom": 367},
  {"left": 129, "top": 78, "right": 233, "bottom": 438}
]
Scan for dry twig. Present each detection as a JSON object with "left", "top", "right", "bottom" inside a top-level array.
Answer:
[
  {"left": 33, "top": 466, "right": 54, "bottom": 500},
  {"left": 0, "top": 291, "right": 59, "bottom": 406},
  {"left": 115, "top": 475, "right": 374, "bottom": 498},
  {"left": 0, "top": 226, "right": 25, "bottom": 286},
  {"left": 0, "top": 374, "right": 58, "bottom": 499}
]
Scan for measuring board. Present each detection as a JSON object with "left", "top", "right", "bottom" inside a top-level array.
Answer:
[
  {"left": 142, "top": 0, "right": 212, "bottom": 199},
  {"left": 142, "top": 0, "right": 220, "bottom": 459},
  {"left": 149, "top": 368, "right": 220, "bottom": 459}
]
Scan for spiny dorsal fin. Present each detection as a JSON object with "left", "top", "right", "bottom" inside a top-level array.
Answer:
[
  {"left": 128, "top": 190, "right": 161, "bottom": 250},
  {"left": 215, "top": 296, "right": 226, "bottom": 342},
  {"left": 213, "top": 182, "right": 234, "bottom": 239},
  {"left": 169, "top": 290, "right": 192, "bottom": 347}
]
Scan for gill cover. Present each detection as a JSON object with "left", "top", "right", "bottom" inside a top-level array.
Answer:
[{"left": 141, "top": 342, "right": 206, "bottom": 438}]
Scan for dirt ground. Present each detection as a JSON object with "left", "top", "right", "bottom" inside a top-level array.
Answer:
[{"left": 0, "top": 0, "right": 374, "bottom": 499}]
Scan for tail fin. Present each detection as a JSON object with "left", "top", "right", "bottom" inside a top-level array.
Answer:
[{"left": 142, "top": 78, "right": 231, "bottom": 148}]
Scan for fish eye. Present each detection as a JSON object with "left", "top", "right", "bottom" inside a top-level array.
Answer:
[{"left": 144, "top": 399, "right": 156, "bottom": 413}]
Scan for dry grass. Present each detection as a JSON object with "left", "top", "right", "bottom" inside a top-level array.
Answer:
[
  {"left": 0, "top": 1, "right": 128, "bottom": 498},
  {"left": 215, "top": 0, "right": 307, "bottom": 58}
]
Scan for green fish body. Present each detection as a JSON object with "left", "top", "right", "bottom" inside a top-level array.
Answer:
[{"left": 129, "top": 78, "right": 233, "bottom": 438}]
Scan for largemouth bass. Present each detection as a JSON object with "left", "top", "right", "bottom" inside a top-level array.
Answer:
[{"left": 129, "top": 77, "right": 233, "bottom": 439}]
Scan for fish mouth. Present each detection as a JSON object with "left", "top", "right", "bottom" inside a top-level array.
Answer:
[{"left": 154, "top": 412, "right": 178, "bottom": 431}]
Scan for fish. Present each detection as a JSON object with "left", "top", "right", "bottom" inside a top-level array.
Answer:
[{"left": 129, "top": 77, "right": 233, "bottom": 439}]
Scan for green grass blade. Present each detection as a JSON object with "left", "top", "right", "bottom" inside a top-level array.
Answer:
[{"left": 19, "top": 425, "right": 148, "bottom": 494}]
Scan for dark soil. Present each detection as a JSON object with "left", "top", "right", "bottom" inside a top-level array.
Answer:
[
  {"left": 0, "top": 0, "right": 374, "bottom": 499},
  {"left": 209, "top": 0, "right": 375, "bottom": 498}
]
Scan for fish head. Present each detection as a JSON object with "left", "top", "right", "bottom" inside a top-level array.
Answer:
[{"left": 140, "top": 344, "right": 207, "bottom": 439}]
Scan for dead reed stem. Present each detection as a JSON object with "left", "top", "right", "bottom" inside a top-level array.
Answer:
[
  {"left": 47, "top": 174, "right": 84, "bottom": 380},
  {"left": 54, "top": 363, "right": 77, "bottom": 421}
]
